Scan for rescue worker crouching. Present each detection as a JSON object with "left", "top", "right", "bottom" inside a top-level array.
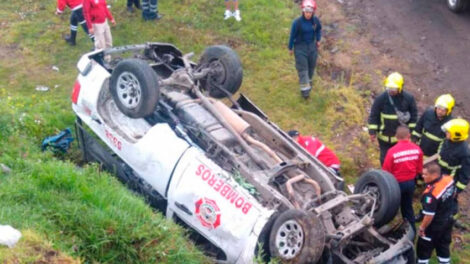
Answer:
[
  {"left": 368, "top": 72, "right": 418, "bottom": 165},
  {"left": 438, "top": 118, "right": 470, "bottom": 215},
  {"left": 288, "top": 130, "right": 344, "bottom": 190},
  {"left": 417, "top": 162, "right": 456, "bottom": 264},
  {"left": 412, "top": 94, "right": 455, "bottom": 157}
]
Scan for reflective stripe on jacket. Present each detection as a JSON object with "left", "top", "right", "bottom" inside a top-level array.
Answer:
[
  {"left": 368, "top": 91, "right": 418, "bottom": 143},
  {"left": 420, "top": 175, "right": 455, "bottom": 225},
  {"left": 297, "top": 135, "right": 340, "bottom": 169},
  {"left": 438, "top": 140, "right": 470, "bottom": 191},
  {"left": 412, "top": 108, "right": 452, "bottom": 156}
]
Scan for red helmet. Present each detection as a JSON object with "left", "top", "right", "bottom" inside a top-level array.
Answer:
[{"left": 301, "top": 0, "right": 317, "bottom": 12}]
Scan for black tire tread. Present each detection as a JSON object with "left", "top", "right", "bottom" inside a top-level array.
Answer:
[
  {"left": 354, "top": 169, "right": 401, "bottom": 227},
  {"left": 110, "top": 59, "right": 159, "bottom": 118},
  {"left": 199, "top": 45, "right": 243, "bottom": 98}
]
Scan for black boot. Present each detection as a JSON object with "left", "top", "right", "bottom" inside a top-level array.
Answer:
[{"left": 64, "top": 31, "right": 77, "bottom": 46}]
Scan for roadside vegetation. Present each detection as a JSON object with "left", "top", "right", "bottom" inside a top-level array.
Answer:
[{"left": 1, "top": 0, "right": 469, "bottom": 263}]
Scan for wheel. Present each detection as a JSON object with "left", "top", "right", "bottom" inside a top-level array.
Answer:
[
  {"left": 269, "top": 209, "right": 325, "bottom": 263},
  {"left": 354, "top": 169, "right": 401, "bottom": 227},
  {"left": 110, "top": 59, "right": 160, "bottom": 118},
  {"left": 447, "top": 0, "right": 468, "bottom": 13},
  {"left": 199, "top": 45, "right": 243, "bottom": 98}
]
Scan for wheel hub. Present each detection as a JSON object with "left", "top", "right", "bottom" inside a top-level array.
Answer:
[
  {"left": 209, "top": 60, "right": 226, "bottom": 84},
  {"left": 363, "top": 184, "right": 381, "bottom": 212},
  {"left": 116, "top": 72, "right": 141, "bottom": 109},
  {"left": 275, "top": 220, "right": 304, "bottom": 259}
]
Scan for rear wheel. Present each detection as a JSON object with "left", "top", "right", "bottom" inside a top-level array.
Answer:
[
  {"left": 354, "top": 169, "right": 401, "bottom": 227},
  {"left": 447, "top": 0, "right": 468, "bottom": 13},
  {"left": 199, "top": 45, "right": 243, "bottom": 98},
  {"left": 110, "top": 59, "right": 160, "bottom": 118},
  {"left": 269, "top": 209, "right": 325, "bottom": 263}
]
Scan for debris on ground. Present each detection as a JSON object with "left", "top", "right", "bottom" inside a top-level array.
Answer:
[
  {"left": 41, "top": 128, "right": 74, "bottom": 153},
  {"left": 0, "top": 163, "right": 11, "bottom": 174},
  {"left": 35, "top": 85, "right": 49, "bottom": 92},
  {"left": 0, "top": 225, "right": 22, "bottom": 248}
]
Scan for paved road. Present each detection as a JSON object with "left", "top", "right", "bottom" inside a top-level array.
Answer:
[{"left": 352, "top": 0, "right": 470, "bottom": 115}]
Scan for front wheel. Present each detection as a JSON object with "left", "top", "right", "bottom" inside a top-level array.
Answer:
[
  {"left": 354, "top": 169, "right": 401, "bottom": 227},
  {"left": 269, "top": 209, "right": 325, "bottom": 263},
  {"left": 447, "top": 0, "right": 468, "bottom": 13}
]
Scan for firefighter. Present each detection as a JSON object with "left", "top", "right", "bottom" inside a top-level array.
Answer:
[
  {"left": 412, "top": 94, "right": 455, "bottom": 157},
  {"left": 438, "top": 118, "right": 470, "bottom": 214},
  {"left": 382, "top": 126, "right": 423, "bottom": 231},
  {"left": 417, "top": 162, "right": 456, "bottom": 264},
  {"left": 368, "top": 72, "right": 418, "bottom": 165},
  {"left": 55, "top": 0, "right": 94, "bottom": 46}
]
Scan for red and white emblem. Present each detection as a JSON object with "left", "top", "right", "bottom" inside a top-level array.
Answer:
[{"left": 195, "top": 198, "right": 221, "bottom": 229}]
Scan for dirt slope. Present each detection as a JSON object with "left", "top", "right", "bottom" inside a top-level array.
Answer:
[{"left": 316, "top": 0, "right": 470, "bottom": 259}]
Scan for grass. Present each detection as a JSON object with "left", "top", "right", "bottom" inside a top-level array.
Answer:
[{"left": 1, "top": 0, "right": 466, "bottom": 263}]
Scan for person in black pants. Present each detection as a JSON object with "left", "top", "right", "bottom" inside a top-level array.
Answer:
[
  {"left": 56, "top": 0, "right": 94, "bottom": 46},
  {"left": 127, "top": 0, "right": 141, "bottom": 13},
  {"left": 142, "top": 0, "right": 162, "bottom": 20},
  {"left": 287, "top": 0, "right": 322, "bottom": 99},
  {"left": 367, "top": 72, "right": 418, "bottom": 165},
  {"left": 417, "top": 162, "right": 456, "bottom": 264},
  {"left": 412, "top": 94, "right": 454, "bottom": 158}
]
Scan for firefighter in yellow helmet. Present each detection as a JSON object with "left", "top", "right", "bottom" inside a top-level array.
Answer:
[
  {"left": 368, "top": 72, "right": 418, "bottom": 164},
  {"left": 438, "top": 118, "right": 470, "bottom": 200},
  {"left": 412, "top": 94, "right": 455, "bottom": 157}
]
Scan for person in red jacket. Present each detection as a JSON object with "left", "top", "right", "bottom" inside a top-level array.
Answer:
[
  {"left": 55, "top": 0, "right": 94, "bottom": 46},
  {"left": 83, "top": 0, "right": 115, "bottom": 61},
  {"left": 288, "top": 130, "right": 341, "bottom": 175},
  {"left": 382, "top": 125, "right": 423, "bottom": 231}
]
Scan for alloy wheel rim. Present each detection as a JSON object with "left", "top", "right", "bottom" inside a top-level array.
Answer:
[
  {"left": 275, "top": 219, "right": 304, "bottom": 259},
  {"left": 116, "top": 72, "right": 141, "bottom": 109}
]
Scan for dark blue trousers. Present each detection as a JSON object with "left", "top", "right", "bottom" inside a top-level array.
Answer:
[
  {"left": 399, "top": 179, "right": 416, "bottom": 232},
  {"left": 142, "top": 0, "right": 158, "bottom": 20}
]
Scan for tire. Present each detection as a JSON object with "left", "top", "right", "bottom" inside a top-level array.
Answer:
[
  {"left": 110, "top": 59, "right": 160, "bottom": 118},
  {"left": 269, "top": 209, "right": 325, "bottom": 264},
  {"left": 354, "top": 169, "right": 401, "bottom": 227},
  {"left": 199, "top": 45, "right": 243, "bottom": 98},
  {"left": 447, "top": 0, "right": 467, "bottom": 13}
]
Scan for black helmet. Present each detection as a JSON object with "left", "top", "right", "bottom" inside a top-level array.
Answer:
[{"left": 288, "top": 130, "right": 300, "bottom": 137}]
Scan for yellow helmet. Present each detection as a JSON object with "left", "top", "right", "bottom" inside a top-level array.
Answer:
[
  {"left": 442, "top": 118, "right": 469, "bottom": 142},
  {"left": 384, "top": 72, "right": 404, "bottom": 92},
  {"left": 435, "top": 94, "right": 455, "bottom": 115}
]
